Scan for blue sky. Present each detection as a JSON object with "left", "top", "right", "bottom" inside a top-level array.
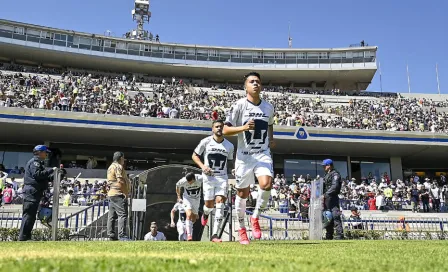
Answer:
[{"left": 0, "top": 0, "right": 446, "bottom": 94}]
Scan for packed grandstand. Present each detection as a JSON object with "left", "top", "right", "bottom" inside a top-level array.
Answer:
[{"left": 1, "top": 62, "right": 448, "bottom": 133}]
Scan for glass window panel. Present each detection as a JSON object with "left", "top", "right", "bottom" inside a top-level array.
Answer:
[
  {"left": 116, "top": 42, "right": 126, "bottom": 50},
  {"left": 27, "top": 29, "right": 41, "bottom": 36},
  {"left": 360, "top": 162, "right": 390, "bottom": 182},
  {"left": 13, "top": 34, "right": 26, "bottom": 41},
  {"left": 127, "top": 43, "right": 140, "bottom": 50},
  {"left": 54, "top": 40, "right": 66, "bottom": 47},
  {"left": 316, "top": 161, "right": 348, "bottom": 180},
  {"left": 297, "top": 53, "right": 306, "bottom": 59},
  {"left": 186, "top": 48, "right": 195, "bottom": 55},
  {"left": 1, "top": 152, "right": 31, "bottom": 170},
  {"left": 284, "top": 159, "right": 317, "bottom": 182},
  {"left": 308, "top": 52, "right": 319, "bottom": 59},
  {"left": 26, "top": 36, "right": 40, "bottom": 43},
  {"left": 0, "top": 30, "right": 13, "bottom": 38},
  {"left": 116, "top": 49, "right": 127, "bottom": 55},
  {"left": 104, "top": 47, "right": 115, "bottom": 53}
]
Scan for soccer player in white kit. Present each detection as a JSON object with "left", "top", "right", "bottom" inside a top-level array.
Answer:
[
  {"left": 170, "top": 201, "right": 187, "bottom": 241},
  {"left": 223, "top": 72, "right": 275, "bottom": 245},
  {"left": 192, "top": 120, "right": 234, "bottom": 243},
  {"left": 175, "top": 172, "right": 203, "bottom": 241}
]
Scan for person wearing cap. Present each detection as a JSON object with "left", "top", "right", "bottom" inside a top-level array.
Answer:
[
  {"left": 321, "top": 159, "right": 344, "bottom": 240},
  {"left": 19, "top": 145, "right": 56, "bottom": 241},
  {"left": 106, "top": 151, "right": 131, "bottom": 241}
]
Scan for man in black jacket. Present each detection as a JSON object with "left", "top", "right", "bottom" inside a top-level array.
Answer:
[
  {"left": 321, "top": 159, "right": 344, "bottom": 240},
  {"left": 19, "top": 145, "right": 56, "bottom": 241}
]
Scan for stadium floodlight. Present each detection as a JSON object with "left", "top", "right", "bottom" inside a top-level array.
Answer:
[{"left": 130, "top": 0, "right": 151, "bottom": 40}]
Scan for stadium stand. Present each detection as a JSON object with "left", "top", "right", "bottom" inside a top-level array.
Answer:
[{"left": 2, "top": 63, "right": 448, "bottom": 133}]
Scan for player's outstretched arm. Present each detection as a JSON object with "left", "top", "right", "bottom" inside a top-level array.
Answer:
[
  {"left": 223, "top": 120, "right": 254, "bottom": 136},
  {"left": 268, "top": 124, "right": 276, "bottom": 148},
  {"left": 170, "top": 208, "right": 176, "bottom": 227},
  {"left": 176, "top": 186, "right": 182, "bottom": 202},
  {"left": 192, "top": 152, "right": 213, "bottom": 176},
  {"left": 227, "top": 159, "right": 235, "bottom": 176}
]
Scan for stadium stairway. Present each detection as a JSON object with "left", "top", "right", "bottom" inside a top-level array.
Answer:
[{"left": 0, "top": 202, "right": 110, "bottom": 237}]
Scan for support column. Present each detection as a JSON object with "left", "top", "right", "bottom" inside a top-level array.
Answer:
[
  {"left": 347, "top": 156, "right": 352, "bottom": 179},
  {"left": 311, "top": 81, "right": 317, "bottom": 90},
  {"left": 390, "top": 157, "right": 403, "bottom": 181},
  {"left": 44, "top": 141, "right": 51, "bottom": 167}
]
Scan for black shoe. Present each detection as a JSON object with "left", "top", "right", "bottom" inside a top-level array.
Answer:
[
  {"left": 107, "top": 236, "right": 118, "bottom": 241},
  {"left": 334, "top": 236, "right": 345, "bottom": 240}
]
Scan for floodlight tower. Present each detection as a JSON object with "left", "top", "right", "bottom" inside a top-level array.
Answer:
[{"left": 131, "top": 0, "right": 151, "bottom": 40}]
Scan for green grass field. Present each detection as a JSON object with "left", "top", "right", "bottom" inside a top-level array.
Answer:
[{"left": 0, "top": 240, "right": 446, "bottom": 272}]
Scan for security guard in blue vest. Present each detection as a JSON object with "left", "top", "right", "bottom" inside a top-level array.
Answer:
[
  {"left": 19, "top": 145, "right": 56, "bottom": 241},
  {"left": 321, "top": 159, "right": 344, "bottom": 240}
]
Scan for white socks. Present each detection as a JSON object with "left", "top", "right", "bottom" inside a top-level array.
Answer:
[
  {"left": 212, "top": 203, "right": 225, "bottom": 235},
  {"left": 186, "top": 219, "right": 193, "bottom": 236},
  {"left": 252, "top": 189, "right": 271, "bottom": 218},
  {"left": 235, "top": 195, "right": 247, "bottom": 229}
]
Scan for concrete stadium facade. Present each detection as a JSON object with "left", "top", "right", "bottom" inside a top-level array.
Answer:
[
  {"left": 0, "top": 19, "right": 377, "bottom": 90},
  {"left": 1, "top": 108, "right": 447, "bottom": 182}
]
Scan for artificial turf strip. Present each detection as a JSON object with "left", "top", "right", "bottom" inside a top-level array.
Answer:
[{"left": 0, "top": 240, "right": 446, "bottom": 272}]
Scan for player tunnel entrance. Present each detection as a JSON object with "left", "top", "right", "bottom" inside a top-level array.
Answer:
[{"left": 130, "top": 164, "right": 204, "bottom": 241}]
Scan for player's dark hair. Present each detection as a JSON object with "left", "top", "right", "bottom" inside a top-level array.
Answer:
[
  {"left": 244, "top": 72, "right": 261, "bottom": 82},
  {"left": 212, "top": 119, "right": 224, "bottom": 126},
  {"left": 185, "top": 172, "right": 195, "bottom": 181}
]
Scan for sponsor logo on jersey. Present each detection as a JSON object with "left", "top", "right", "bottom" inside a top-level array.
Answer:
[
  {"left": 244, "top": 112, "right": 269, "bottom": 118},
  {"left": 210, "top": 148, "right": 227, "bottom": 153}
]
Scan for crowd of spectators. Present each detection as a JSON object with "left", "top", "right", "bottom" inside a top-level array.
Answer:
[
  {"left": 0, "top": 174, "right": 111, "bottom": 207},
  {"left": 265, "top": 172, "right": 448, "bottom": 216},
  {"left": 2, "top": 63, "right": 448, "bottom": 133},
  {"left": 325, "top": 98, "right": 448, "bottom": 132}
]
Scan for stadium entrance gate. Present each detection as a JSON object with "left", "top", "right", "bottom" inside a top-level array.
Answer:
[{"left": 130, "top": 164, "right": 204, "bottom": 241}]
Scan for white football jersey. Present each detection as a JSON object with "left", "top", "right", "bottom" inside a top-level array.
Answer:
[
  {"left": 225, "top": 98, "right": 274, "bottom": 154},
  {"left": 172, "top": 202, "right": 186, "bottom": 223},
  {"left": 176, "top": 174, "right": 203, "bottom": 199},
  {"left": 194, "top": 136, "right": 234, "bottom": 177}
]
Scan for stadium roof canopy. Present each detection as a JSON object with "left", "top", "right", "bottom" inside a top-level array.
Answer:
[{"left": 0, "top": 19, "right": 377, "bottom": 90}]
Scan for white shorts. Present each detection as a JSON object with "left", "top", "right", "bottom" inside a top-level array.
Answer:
[
  {"left": 182, "top": 197, "right": 200, "bottom": 215},
  {"left": 203, "top": 175, "right": 228, "bottom": 201},
  {"left": 176, "top": 220, "right": 185, "bottom": 235},
  {"left": 234, "top": 153, "right": 273, "bottom": 189}
]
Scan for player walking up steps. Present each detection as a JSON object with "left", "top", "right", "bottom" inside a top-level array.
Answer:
[
  {"left": 223, "top": 72, "right": 275, "bottom": 245},
  {"left": 192, "top": 120, "right": 234, "bottom": 243},
  {"left": 176, "top": 172, "right": 203, "bottom": 241},
  {"left": 170, "top": 201, "right": 187, "bottom": 241}
]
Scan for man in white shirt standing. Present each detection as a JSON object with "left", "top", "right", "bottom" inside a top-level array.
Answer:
[{"left": 144, "top": 222, "right": 166, "bottom": 241}]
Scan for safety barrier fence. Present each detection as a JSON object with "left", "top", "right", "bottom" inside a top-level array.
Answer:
[
  {"left": 0, "top": 200, "right": 109, "bottom": 241},
  {"left": 240, "top": 211, "right": 448, "bottom": 240},
  {"left": 275, "top": 199, "right": 448, "bottom": 213}
]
